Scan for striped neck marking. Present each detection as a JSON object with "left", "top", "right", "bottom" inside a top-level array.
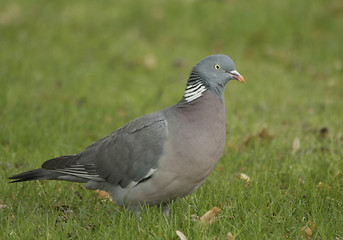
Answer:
[{"left": 184, "top": 81, "right": 207, "bottom": 102}]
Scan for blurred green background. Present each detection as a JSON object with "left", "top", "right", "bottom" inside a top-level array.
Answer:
[{"left": 1, "top": 0, "right": 342, "bottom": 239}]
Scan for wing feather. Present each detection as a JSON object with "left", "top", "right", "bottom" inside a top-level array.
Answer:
[{"left": 78, "top": 112, "right": 168, "bottom": 188}]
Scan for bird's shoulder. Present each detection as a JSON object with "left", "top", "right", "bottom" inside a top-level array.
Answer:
[{"left": 113, "top": 111, "right": 167, "bottom": 136}]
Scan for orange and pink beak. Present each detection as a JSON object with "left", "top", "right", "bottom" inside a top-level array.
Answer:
[{"left": 229, "top": 70, "right": 245, "bottom": 83}]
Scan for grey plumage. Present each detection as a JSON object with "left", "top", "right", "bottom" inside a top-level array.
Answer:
[{"left": 8, "top": 54, "right": 244, "bottom": 214}]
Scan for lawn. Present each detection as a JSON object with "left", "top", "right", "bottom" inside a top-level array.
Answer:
[{"left": 1, "top": 0, "right": 342, "bottom": 239}]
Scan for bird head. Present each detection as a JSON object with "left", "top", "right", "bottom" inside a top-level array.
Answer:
[
  {"left": 184, "top": 54, "right": 244, "bottom": 102},
  {"left": 193, "top": 54, "right": 244, "bottom": 85}
]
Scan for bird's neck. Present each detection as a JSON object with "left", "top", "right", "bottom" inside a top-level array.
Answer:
[
  {"left": 179, "top": 74, "right": 226, "bottom": 105},
  {"left": 180, "top": 72, "right": 210, "bottom": 103}
]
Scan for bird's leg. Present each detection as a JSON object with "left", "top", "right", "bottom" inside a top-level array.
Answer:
[
  {"left": 129, "top": 206, "right": 142, "bottom": 220},
  {"left": 162, "top": 204, "right": 169, "bottom": 217}
]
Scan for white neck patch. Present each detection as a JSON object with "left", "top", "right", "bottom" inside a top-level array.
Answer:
[{"left": 184, "top": 81, "right": 207, "bottom": 102}]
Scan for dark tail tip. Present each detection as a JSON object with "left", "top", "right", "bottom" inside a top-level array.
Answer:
[{"left": 8, "top": 168, "right": 53, "bottom": 183}]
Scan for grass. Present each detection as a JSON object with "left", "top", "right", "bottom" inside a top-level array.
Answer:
[{"left": 1, "top": 0, "right": 343, "bottom": 239}]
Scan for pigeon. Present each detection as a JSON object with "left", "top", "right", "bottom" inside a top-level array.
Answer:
[{"left": 8, "top": 54, "right": 244, "bottom": 215}]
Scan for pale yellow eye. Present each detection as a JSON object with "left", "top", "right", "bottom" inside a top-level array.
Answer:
[{"left": 214, "top": 64, "right": 220, "bottom": 70}]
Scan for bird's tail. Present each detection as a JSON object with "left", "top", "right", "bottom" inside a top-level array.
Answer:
[
  {"left": 8, "top": 154, "right": 97, "bottom": 183},
  {"left": 8, "top": 168, "right": 60, "bottom": 183}
]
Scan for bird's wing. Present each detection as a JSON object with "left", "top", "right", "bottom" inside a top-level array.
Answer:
[{"left": 42, "top": 112, "right": 168, "bottom": 188}]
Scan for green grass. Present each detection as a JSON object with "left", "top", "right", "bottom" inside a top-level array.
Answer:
[{"left": 1, "top": 0, "right": 343, "bottom": 239}]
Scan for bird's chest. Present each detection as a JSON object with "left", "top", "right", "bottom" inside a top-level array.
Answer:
[
  {"left": 164, "top": 95, "right": 226, "bottom": 176},
  {"left": 177, "top": 113, "right": 225, "bottom": 168}
]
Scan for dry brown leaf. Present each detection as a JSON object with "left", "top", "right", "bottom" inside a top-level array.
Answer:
[
  {"left": 301, "top": 226, "right": 312, "bottom": 239},
  {"left": 258, "top": 128, "right": 273, "bottom": 140},
  {"left": 176, "top": 230, "right": 187, "bottom": 240},
  {"left": 240, "top": 173, "right": 250, "bottom": 182},
  {"left": 97, "top": 190, "right": 109, "bottom": 198},
  {"left": 227, "top": 232, "right": 234, "bottom": 240},
  {"left": 292, "top": 137, "right": 300, "bottom": 155},
  {"left": 200, "top": 207, "right": 221, "bottom": 226},
  {"left": 242, "top": 135, "right": 252, "bottom": 145},
  {"left": 96, "top": 190, "right": 113, "bottom": 202},
  {"left": 217, "top": 166, "right": 224, "bottom": 172},
  {"left": 242, "top": 128, "right": 273, "bottom": 147}
]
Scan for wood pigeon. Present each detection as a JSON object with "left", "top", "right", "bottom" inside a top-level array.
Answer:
[{"left": 9, "top": 54, "right": 244, "bottom": 215}]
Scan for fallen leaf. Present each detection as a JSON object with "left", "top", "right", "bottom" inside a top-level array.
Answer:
[
  {"left": 227, "top": 232, "right": 234, "bottom": 240},
  {"left": 240, "top": 173, "right": 250, "bottom": 182},
  {"left": 96, "top": 190, "right": 113, "bottom": 202},
  {"left": 200, "top": 207, "right": 221, "bottom": 226},
  {"left": 217, "top": 166, "right": 224, "bottom": 172},
  {"left": 258, "top": 128, "right": 273, "bottom": 140},
  {"left": 292, "top": 137, "right": 300, "bottom": 155},
  {"left": 176, "top": 230, "right": 187, "bottom": 240},
  {"left": 242, "top": 128, "right": 273, "bottom": 147},
  {"left": 301, "top": 226, "right": 312, "bottom": 239},
  {"left": 97, "top": 190, "right": 109, "bottom": 198},
  {"left": 242, "top": 135, "right": 252, "bottom": 145}
]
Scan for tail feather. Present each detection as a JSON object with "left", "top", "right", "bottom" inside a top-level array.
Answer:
[
  {"left": 8, "top": 154, "right": 99, "bottom": 183},
  {"left": 8, "top": 168, "right": 61, "bottom": 183}
]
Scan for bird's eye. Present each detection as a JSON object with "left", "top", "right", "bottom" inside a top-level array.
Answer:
[{"left": 214, "top": 64, "right": 220, "bottom": 70}]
